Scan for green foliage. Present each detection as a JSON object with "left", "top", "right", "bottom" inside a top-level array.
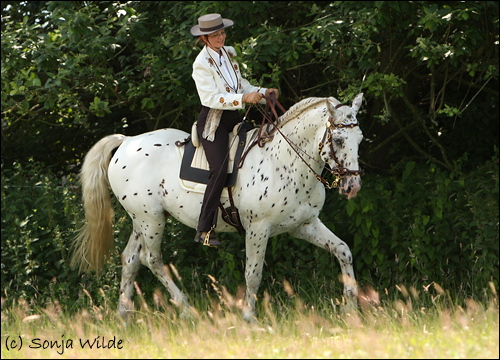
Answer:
[
  {"left": 1, "top": 151, "right": 498, "bottom": 312},
  {"left": 1, "top": 1, "right": 499, "bottom": 313},
  {"left": 2, "top": 1, "right": 498, "bottom": 174},
  {"left": 331, "top": 151, "right": 499, "bottom": 297},
  {"left": 1, "top": 161, "right": 80, "bottom": 303}
]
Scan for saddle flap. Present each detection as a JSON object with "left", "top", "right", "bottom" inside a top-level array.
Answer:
[{"left": 179, "top": 124, "right": 256, "bottom": 191}]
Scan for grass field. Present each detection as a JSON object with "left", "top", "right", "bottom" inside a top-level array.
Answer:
[{"left": 1, "top": 281, "right": 498, "bottom": 359}]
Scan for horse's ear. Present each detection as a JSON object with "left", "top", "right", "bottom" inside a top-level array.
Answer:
[
  {"left": 326, "top": 99, "right": 341, "bottom": 121},
  {"left": 326, "top": 99, "right": 335, "bottom": 115},
  {"left": 351, "top": 93, "right": 364, "bottom": 115},
  {"left": 326, "top": 99, "right": 338, "bottom": 119}
]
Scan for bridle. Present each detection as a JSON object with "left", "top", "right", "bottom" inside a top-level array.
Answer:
[
  {"left": 318, "top": 103, "right": 365, "bottom": 188},
  {"left": 240, "top": 95, "right": 364, "bottom": 189}
]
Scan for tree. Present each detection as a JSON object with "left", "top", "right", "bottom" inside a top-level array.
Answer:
[{"left": 2, "top": 1, "right": 498, "bottom": 174}]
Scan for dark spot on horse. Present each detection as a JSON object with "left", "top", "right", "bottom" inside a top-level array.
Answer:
[
  {"left": 271, "top": 203, "right": 275, "bottom": 207},
  {"left": 296, "top": 189, "right": 299, "bottom": 194},
  {"left": 137, "top": 148, "right": 142, "bottom": 151},
  {"left": 115, "top": 158, "right": 119, "bottom": 164},
  {"left": 145, "top": 153, "right": 149, "bottom": 156},
  {"left": 122, "top": 195, "right": 127, "bottom": 200},
  {"left": 259, "top": 195, "right": 262, "bottom": 201},
  {"left": 122, "top": 165, "right": 126, "bottom": 169},
  {"left": 148, "top": 192, "right": 152, "bottom": 195},
  {"left": 134, "top": 193, "right": 137, "bottom": 195},
  {"left": 180, "top": 205, "right": 183, "bottom": 208},
  {"left": 154, "top": 144, "right": 162, "bottom": 147},
  {"left": 144, "top": 211, "right": 148, "bottom": 213}
]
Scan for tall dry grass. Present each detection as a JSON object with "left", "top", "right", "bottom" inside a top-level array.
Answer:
[{"left": 1, "top": 278, "right": 498, "bottom": 358}]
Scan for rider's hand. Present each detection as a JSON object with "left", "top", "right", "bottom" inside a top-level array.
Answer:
[
  {"left": 265, "top": 88, "right": 280, "bottom": 100},
  {"left": 242, "top": 92, "right": 264, "bottom": 105}
]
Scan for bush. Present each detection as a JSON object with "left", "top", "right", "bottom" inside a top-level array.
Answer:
[
  {"left": 2, "top": 151, "right": 498, "bottom": 311},
  {"left": 334, "top": 152, "right": 499, "bottom": 298}
]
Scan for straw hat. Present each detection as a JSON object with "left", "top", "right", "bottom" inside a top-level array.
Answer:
[{"left": 190, "top": 13, "right": 234, "bottom": 36}]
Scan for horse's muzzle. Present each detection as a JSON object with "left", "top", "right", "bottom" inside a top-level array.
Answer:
[{"left": 339, "top": 175, "right": 362, "bottom": 200}]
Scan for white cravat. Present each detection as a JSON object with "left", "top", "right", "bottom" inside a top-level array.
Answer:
[{"left": 219, "top": 54, "right": 235, "bottom": 89}]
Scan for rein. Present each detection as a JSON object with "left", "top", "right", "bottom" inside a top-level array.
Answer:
[{"left": 239, "top": 94, "right": 364, "bottom": 189}]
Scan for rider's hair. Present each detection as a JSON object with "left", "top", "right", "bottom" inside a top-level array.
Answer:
[{"left": 195, "top": 35, "right": 209, "bottom": 48}]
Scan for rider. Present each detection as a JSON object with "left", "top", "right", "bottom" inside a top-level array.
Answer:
[{"left": 190, "top": 13, "right": 279, "bottom": 246}]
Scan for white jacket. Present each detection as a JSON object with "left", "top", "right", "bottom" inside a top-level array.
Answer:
[{"left": 192, "top": 45, "right": 267, "bottom": 110}]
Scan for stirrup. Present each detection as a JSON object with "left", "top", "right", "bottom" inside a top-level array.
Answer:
[
  {"left": 201, "top": 228, "right": 220, "bottom": 247},
  {"left": 203, "top": 229, "right": 213, "bottom": 247}
]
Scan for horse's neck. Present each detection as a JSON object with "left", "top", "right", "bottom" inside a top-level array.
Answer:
[{"left": 279, "top": 108, "right": 324, "bottom": 151}]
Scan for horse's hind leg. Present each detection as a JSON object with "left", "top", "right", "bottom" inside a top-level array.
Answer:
[
  {"left": 289, "top": 217, "right": 358, "bottom": 305},
  {"left": 118, "top": 226, "right": 143, "bottom": 318},
  {"left": 137, "top": 214, "right": 189, "bottom": 312}
]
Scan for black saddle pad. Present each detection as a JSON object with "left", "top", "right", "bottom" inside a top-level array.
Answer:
[{"left": 179, "top": 123, "right": 251, "bottom": 187}]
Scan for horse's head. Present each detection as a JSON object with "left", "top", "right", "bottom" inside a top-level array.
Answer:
[{"left": 320, "top": 93, "right": 364, "bottom": 199}]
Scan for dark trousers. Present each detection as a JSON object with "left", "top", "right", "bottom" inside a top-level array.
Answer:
[{"left": 196, "top": 106, "right": 241, "bottom": 232}]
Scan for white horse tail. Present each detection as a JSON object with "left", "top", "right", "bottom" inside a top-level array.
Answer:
[{"left": 71, "top": 134, "right": 126, "bottom": 275}]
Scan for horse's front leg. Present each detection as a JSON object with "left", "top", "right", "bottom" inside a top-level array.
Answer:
[
  {"left": 289, "top": 217, "right": 358, "bottom": 307},
  {"left": 243, "top": 224, "right": 270, "bottom": 322}
]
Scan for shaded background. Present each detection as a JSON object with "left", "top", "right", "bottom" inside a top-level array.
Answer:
[{"left": 1, "top": 1, "right": 498, "bottom": 311}]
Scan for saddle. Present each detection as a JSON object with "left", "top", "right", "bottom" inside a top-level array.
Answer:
[{"left": 176, "top": 122, "right": 257, "bottom": 234}]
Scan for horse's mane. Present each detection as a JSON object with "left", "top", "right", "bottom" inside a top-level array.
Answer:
[{"left": 278, "top": 97, "right": 328, "bottom": 128}]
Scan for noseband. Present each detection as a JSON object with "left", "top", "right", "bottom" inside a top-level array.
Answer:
[{"left": 318, "top": 104, "right": 364, "bottom": 188}]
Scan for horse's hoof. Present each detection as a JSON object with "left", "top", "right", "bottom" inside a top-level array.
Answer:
[{"left": 242, "top": 307, "right": 257, "bottom": 323}]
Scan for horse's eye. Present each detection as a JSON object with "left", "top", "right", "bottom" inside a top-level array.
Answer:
[{"left": 334, "top": 139, "right": 343, "bottom": 146}]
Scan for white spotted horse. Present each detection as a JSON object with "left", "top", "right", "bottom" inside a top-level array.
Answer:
[{"left": 71, "top": 93, "right": 365, "bottom": 320}]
